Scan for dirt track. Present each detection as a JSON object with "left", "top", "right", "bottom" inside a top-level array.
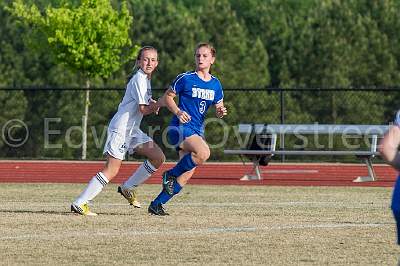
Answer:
[{"left": 0, "top": 160, "right": 397, "bottom": 187}]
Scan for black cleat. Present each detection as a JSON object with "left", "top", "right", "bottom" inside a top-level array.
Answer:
[
  {"left": 162, "top": 171, "right": 176, "bottom": 196},
  {"left": 148, "top": 201, "right": 169, "bottom": 216}
]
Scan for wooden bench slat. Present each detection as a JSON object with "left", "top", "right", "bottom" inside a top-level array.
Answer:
[
  {"left": 224, "top": 150, "right": 380, "bottom": 156},
  {"left": 241, "top": 124, "right": 389, "bottom": 135}
]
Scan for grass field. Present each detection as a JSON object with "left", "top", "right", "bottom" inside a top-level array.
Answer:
[{"left": 0, "top": 183, "right": 399, "bottom": 265}]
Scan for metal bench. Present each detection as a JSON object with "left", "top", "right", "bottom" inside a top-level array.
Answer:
[{"left": 224, "top": 124, "right": 390, "bottom": 182}]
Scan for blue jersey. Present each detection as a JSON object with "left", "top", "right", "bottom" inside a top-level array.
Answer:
[{"left": 169, "top": 71, "right": 224, "bottom": 134}]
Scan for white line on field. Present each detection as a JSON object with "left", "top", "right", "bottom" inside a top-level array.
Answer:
[
  {"left": 0, "top": 201, "right": 389, "bottom": 209},
  {"left": 0, "top": 223, "right": 388, "bottom": 241},
  {"left": 168, "top": 202, "right": 388, "bottom": 208}
]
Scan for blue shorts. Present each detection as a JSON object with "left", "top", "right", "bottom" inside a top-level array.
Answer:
[{"left": 167, "top": 125, "right": 203, "bottom": 151}]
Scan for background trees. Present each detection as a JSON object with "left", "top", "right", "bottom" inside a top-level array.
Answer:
[
  {"left": 8, "top": 0, "right": 136, "bottom": 159},
  {"left": 1, "top": 0, "right": 400, "bottom": 160}
]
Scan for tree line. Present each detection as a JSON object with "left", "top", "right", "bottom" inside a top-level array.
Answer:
[{"left": 0, "top": 0, "right": 399, "bottom": 160}]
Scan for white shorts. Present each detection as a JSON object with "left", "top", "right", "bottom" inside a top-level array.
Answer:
[{"left": 103, "top": 128, "right": 153, "bottom": 160}]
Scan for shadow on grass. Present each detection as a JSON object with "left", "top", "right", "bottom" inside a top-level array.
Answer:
[
  {"left": 0, "top": 209, "right": 140, "bottom": 216},
  {"left": 0, "top": 209, "right": 72, "bottom": 215}
]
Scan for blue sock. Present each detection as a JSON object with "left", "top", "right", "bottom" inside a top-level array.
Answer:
[
  {"left": 153, "top": 182, "right": 183, "bottom": 205},
  {"left": 169, "top": 153, "right": 196, "bottom": 177},
  {"left": 172, "top": 181, "right": 183, "bottom": 194},
  {"left": 392, "top": 175, "right": 400, "bottom": 244},
  {"left": 393, "top": 212, "right": 400, "bottom": 245}
]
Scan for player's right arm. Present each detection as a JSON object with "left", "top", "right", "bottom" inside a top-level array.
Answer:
[
  {"left": 379, "top": 125, "right": 400, "bottom": 171},
  {"left": 162, "top": 88, "right": 191, "bottom": 123}
]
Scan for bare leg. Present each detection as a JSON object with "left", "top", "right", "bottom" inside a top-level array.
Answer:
[
  {"left": 123, "top": 141, "right": 165, "bottom": 188},
  {"left": 134, "top": 141, "right": 165, "bottom": 169},
  {"left": 101, "top": 154, "right": 122, "bottom": 181},
  {"left": 76, "top": 155, "right": 122, "bottom": 203}
]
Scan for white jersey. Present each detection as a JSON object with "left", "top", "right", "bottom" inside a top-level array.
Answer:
[
  {"left": 395, "top": 110, "right": 400, "bottom": 127},
  {"left": 108, "top": 69, "right": 152, "bottom": 135}
]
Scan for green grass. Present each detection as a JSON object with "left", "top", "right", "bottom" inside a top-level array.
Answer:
[{"left": 0, "top": 183, "right": 398, "bottom": 265}]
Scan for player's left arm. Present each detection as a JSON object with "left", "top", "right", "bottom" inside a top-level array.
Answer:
[
  {"left": 214, "top": 81, "right": 226, "bottom": 118},
  {"left": 138, "top": 99, "right": 160, "bottom": 116},
  {"left": 215, "top": 100, "right": 227, "bottom": 118}
]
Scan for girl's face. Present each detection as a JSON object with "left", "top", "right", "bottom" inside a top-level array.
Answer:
[
  {"left": 139, "top": 49, "right": 158, "bottom": 76},
  {"left": 195, "top": 46, "right": 215, "bottom": 72}
]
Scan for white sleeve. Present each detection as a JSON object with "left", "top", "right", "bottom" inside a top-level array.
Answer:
[
  {"left": 130, "top": 74, "right": 149, "bottom": 105},
  {"left": 395, "top": 110, "right": 400, "bottom": 127}
]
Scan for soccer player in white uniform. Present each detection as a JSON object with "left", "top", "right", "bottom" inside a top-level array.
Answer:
[{"left": 71, "top": 46, "right": 165, "bottom": 216}]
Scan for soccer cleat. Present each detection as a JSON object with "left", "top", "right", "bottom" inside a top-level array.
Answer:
[
  {"left": 71, "top": 203, "right": 97, "bottom": 216},
  {"left": 117, "top": 186, "right": 141, "bottom": 208},
  {"left": 148, "top": 201, "right": 169, "bottom": 216},
  {"left": 162, "top": 171, "right": 176, "bottom": 196}
]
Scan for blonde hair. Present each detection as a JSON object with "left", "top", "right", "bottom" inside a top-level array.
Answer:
[
  {"left": 127, "top": 46, "right": 157, "bottom": 81},
  {"left": 134, "top": 46, "right": 157, "bottom": 69},
  {"left": 137, "top": 46, "right": 157, "bottom": 60},
  {"left": 195, "top": 42, "right": 216, "bottom": 57}
]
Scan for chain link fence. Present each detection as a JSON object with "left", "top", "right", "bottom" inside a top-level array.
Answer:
[{"left": 0, "top": 87, "right": 398, "bottom": 162}]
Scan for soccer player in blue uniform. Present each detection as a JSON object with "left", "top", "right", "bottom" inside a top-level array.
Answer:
[
  {"left": 379, "top": 110, "right": 400, "bottom": 245},
  {"left": 148, "top": 43, "right": 227, "bottom": 215}
]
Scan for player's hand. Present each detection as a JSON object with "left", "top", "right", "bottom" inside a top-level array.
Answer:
[
  {"left": 216, "top": 106, "right": 227, "bottom": 118},
  {"left": 149, "top": 99, "right": 160, "bottom": 115},
  {"left": 177, "top": 110, "right": 191, "bottom": 123}
]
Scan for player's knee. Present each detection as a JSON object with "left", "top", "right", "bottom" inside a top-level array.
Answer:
[{"left": 194, "top": 149, "right": 210, "bottom": 164}]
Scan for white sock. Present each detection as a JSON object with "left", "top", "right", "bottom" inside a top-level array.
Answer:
[
  {"left": 74, "top": 172, "right": 109, "bottom": 206},
  {"left": 123, "top": 160, "right": 157, "bottom": 189}
]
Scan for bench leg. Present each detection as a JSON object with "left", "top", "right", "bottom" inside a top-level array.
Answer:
[
  {"left": 240, "top": 160, "right": 262, "bottom": 181},
  {"left": 353, "top": 157, "right": 377, "bottom": 182}
]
